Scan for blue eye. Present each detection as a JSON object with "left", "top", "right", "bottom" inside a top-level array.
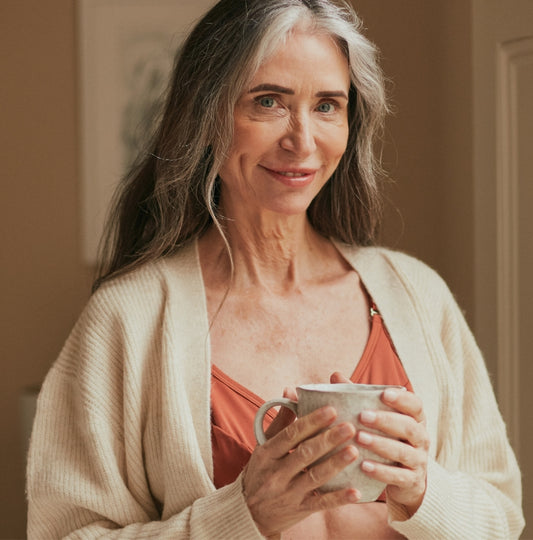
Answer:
[
  {"left": 317, "top": 102, "right": 334, "bottom": 113},
  {"left": 258, "top": 96, "right": 276, "bottom": 108}
]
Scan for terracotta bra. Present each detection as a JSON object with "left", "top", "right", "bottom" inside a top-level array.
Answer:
[{"left": 210, "top": 306, "right": 413, "bottom": 496}]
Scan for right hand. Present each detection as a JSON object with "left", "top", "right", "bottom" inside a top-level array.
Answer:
[{"left": 243, "top": 395, "right": 361, "bottom": 538}]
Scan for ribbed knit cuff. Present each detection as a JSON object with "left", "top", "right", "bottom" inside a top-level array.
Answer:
[
  {"left": 388, "top": 459, "right": 459, "bottom": 539},
  {"left": 190, "top": 472, "right": 265, "bottom": 539}
]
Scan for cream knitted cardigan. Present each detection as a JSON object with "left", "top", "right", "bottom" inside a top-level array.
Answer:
[{"left": 27, "top": 242, "right": 524, "bottom": 539}]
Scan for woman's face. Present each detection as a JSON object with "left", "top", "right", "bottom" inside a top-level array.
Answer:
[{"left": 218, "top": 30, "right": 351, "bottom": 221}]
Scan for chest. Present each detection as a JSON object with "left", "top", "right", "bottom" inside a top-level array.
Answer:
[{"left": 208, "top": 275, "right": 370, "bottom": 400}]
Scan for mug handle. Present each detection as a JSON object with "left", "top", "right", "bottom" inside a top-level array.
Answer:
[{"left": 254, "top": 398, "right": 298, "bottom": 445}]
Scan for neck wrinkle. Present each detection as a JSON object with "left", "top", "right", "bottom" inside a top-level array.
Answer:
[{"left": 201, "top": 217, "right": 333, "bottom": 295}]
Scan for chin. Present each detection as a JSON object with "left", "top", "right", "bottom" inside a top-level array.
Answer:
[{"left": 262, "top": 201, "right": 314, "bottom": 218}]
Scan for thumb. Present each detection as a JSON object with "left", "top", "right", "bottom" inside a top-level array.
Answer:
[{"left": 330, "top": 372, "right": 351, "bottom": 384}]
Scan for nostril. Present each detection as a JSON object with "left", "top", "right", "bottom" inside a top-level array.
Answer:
[{"left": 280, "top": 121, "right": 316, "bottom": 156}]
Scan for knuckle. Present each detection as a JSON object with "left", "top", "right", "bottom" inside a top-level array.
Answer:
[
  {"left": 325, "top": 427, "right": 342, "bottom": 448},
  {"left": 317, "top": 495, "right": 331, "bottom": 511},
  {"left": 409, "top": 393, "right": 422, "bottom": 409},
  {"left": 284, "top": 421, "right": 300, "bottom": 444},
  {"left": 307, "top": 466, "right": 321, "bottom": 486},
  {"left": 421, "top": 435, "right": 430, "bottom": 452},
  {"left": 396, "top": 445, "right": 410, "bottom": 466},
  {"left": 310, "top": 493, "right": 330, "bottom": 512},
  {"left": 411, "top": 470, "right": 422, "bottom": 488},
  {"left": 400, "top": 469, "right": 411, "bottom": 487},
  {"left": 254, "top": 443, "right": 268, "bottom": 458},
  {"left": 405, "top": 422, "right": 419, "bottom": 442},
  {"left": 416, "top": 467, "right": 426, "bottom": 483},
  {"left": 250, "top": 445, "right": 269, "bottom": 467},
  {"left": 296, "top": 441, "right": 314, "bottom": 462},
  {"left": 413, "top": 401, "right": 424, "bottom": 418},
  {"left": 411, "top": 425, "right": 430, "bottom": 451}
]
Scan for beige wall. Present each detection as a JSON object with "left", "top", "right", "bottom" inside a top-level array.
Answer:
[
  {"left": 1, "top": 1, "right": 476, "bottom": 537},
  {"left": 1, "top": 1, "right": 93, "bottom": 537},
  {"left": 354, "top": 0, "right": 475, "bottom": 331}
]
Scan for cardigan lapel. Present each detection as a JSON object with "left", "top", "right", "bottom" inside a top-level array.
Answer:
[
  {"left": 332, "top": 242, "right": 441, "bottom": 452},
  {"left": 160, "top": 241, "right": 215, "bottom": 504}
]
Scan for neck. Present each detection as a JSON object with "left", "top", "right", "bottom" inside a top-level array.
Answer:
[{"left": 199, "top": 214, "right": 336, "bottom": 294}]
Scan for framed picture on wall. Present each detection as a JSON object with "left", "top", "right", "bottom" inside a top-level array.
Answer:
[{"left": 77, "top": 0, "right": 216, "bottom": 264}]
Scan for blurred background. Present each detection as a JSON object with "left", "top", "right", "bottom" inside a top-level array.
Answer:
[{"left": 1, "top": 0, "right": 532, "bottom": 537}]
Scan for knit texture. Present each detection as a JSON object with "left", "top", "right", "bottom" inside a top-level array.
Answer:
[{"left": 26, "top": 241, "right": 525, "bottom": 539}]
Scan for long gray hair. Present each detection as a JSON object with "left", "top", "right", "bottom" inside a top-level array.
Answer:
[{"left": 94, "top": 0, "right": 388, "bottom": 290}]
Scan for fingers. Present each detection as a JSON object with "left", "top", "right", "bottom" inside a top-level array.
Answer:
[
  {"left": 264, "top": 405, "right": 338, "bottom": 459},
  {"left": 304, "top": 486, "right": 361, "bottom": 512},
  {"left": 285, "top": 422, "right": 357, "bottom": 479},
  {"left": 330, "top": 371, "right": 351, "bottom": 384},
  {"left": 293, "top": 444, "right": 359, "bottom": 494},
  {"left": 356, "top": 389, "right": 429, "bottom": 513},
  {"left": 382, "top": 387, "right": 426, "bottom": 424},
  {"left": 264, "top": 388, "right": 298, "bottom": 440},
  {"left": 282, "top": 386, "right": 298, "bottom": 402},
  {"left": 357, "top": 443, "right": 427, "bottom": 515},
  {"left": 356, "top": 430, "right": 426, "bottom": 470},
  {"left": 358, "top": 390, "right": 430, "bottom": 457},
  {"left": 258, "top": 409, "right": 360, "bottom": 496},
  {"left": 360, "top": 457, "right": 426, "bottom": 508},
  {"left": 359, "top": 410, "right": 428, "bottom": 450},
  {"left": 245, "top": 412, "right": 361, "bottom": 537}
]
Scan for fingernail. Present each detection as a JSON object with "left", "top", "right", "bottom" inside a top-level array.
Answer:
[
  {"left": 358, "top": 431, "right": 373, "bottom": 444},
  {"left": 360, "top": 410, "right": 376, "bottom": 423},
  {"left": 361, "top": 461, "right": 375, "bottom": 472},
  {"left": 384, "top": 389, "right": 399, "bottom": 402}
]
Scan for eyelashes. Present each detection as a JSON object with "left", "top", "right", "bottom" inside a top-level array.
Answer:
[{"left": 252, "top": 94, "right": 343, "bottom": 115}]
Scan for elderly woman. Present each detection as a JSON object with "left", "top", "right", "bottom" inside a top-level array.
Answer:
[{"left": 27, "top": 0, "right": 524, "bottom": 538}]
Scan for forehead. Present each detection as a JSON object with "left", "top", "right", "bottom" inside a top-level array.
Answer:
[{"left": 249, "top": 31, "right": 350, "bottom": 91}]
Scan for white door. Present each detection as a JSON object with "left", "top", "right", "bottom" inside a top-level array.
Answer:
[{"left": 473, "top": 1, "right": 533, "bottom": 536}]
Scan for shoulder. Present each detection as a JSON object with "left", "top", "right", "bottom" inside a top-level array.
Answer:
[
  {"left": 51, "top": 242, "right": 203, "bottom": 378},
  {"left": 335, "top": 243, "right": 449, "bottom": 294},
  {"left": 335, "top": 242, "right": 463, "bottom": 331},
  {"left": 90, "top": 241, "right": 200, "bottom": 318},
  {"left": 57, "top": 242, "right": 201, "bottom": 361}
]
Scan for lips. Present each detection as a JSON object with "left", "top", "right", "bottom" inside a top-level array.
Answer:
[
  {"left": 261, "top": 165, "right": 318, "bottom": 179},
  {"left": 276, "top": 171, "right": 308, "bottom": 178},
  {"left": 264, "top": 167, "right": 317, "bottom": 175},
  {"left": 259, "top": 166, "right": 318, "bottom": 188}
]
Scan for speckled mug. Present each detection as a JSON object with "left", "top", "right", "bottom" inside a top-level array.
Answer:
[{"left": 254, "top": 383, "right": 401, "bottom": 502}]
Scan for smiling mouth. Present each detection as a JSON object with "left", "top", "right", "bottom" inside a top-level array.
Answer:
[
  {"left": 259, "top": 165, "right": 318, "bottom": 187},
  {"left": 277, "top": 171, "right": 308, "bottom": 178},
  {"left": 262, "top": 166, "right": 317, "bottom": 177}
]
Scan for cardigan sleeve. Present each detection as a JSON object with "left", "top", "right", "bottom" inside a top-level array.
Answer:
[
  {"left": 385, "top": 261, "right": 525, "bottom": 539},
  {"left": 26, "top": 287, "right": 265, "bottom": 540}
]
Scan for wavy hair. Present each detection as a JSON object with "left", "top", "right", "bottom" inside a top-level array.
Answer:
[{"left": 94, "top": 0, "right": 388, "bottom": 290}]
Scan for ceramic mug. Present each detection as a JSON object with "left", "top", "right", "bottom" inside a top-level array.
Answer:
[{"left": 254, "top": 383, "right": 402, "bottom": 502}]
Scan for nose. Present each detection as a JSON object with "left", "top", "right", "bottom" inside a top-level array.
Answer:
[{"left": 279, "top": 113, "right": 317, "bottom": 157}]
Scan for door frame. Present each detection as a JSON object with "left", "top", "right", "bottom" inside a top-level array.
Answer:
[{"left": 472, "top": 0, "right": 533, "bottom": 460}]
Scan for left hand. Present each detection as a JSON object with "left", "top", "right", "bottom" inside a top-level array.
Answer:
[{"left": 330, "top": 372, "right": 429, "bottom": 516}]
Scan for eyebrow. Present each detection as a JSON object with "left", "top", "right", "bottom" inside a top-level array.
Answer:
[{"left": 248, "top": 83, "right": 348, "bottom": 100}]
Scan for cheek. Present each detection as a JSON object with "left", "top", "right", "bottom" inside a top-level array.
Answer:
[
  {"left": 327, "top": 127, "right": 349, "bottom": 163},
  {"left": 223, "top": 131, "right": 259, "bottom": 168},
  {"left": 241, "top": 123, "right": 283, "bottom": 152}
]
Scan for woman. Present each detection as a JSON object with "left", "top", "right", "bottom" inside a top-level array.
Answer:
[{"left": 27, "top": 0, "right": 524, "bottom": 538}]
